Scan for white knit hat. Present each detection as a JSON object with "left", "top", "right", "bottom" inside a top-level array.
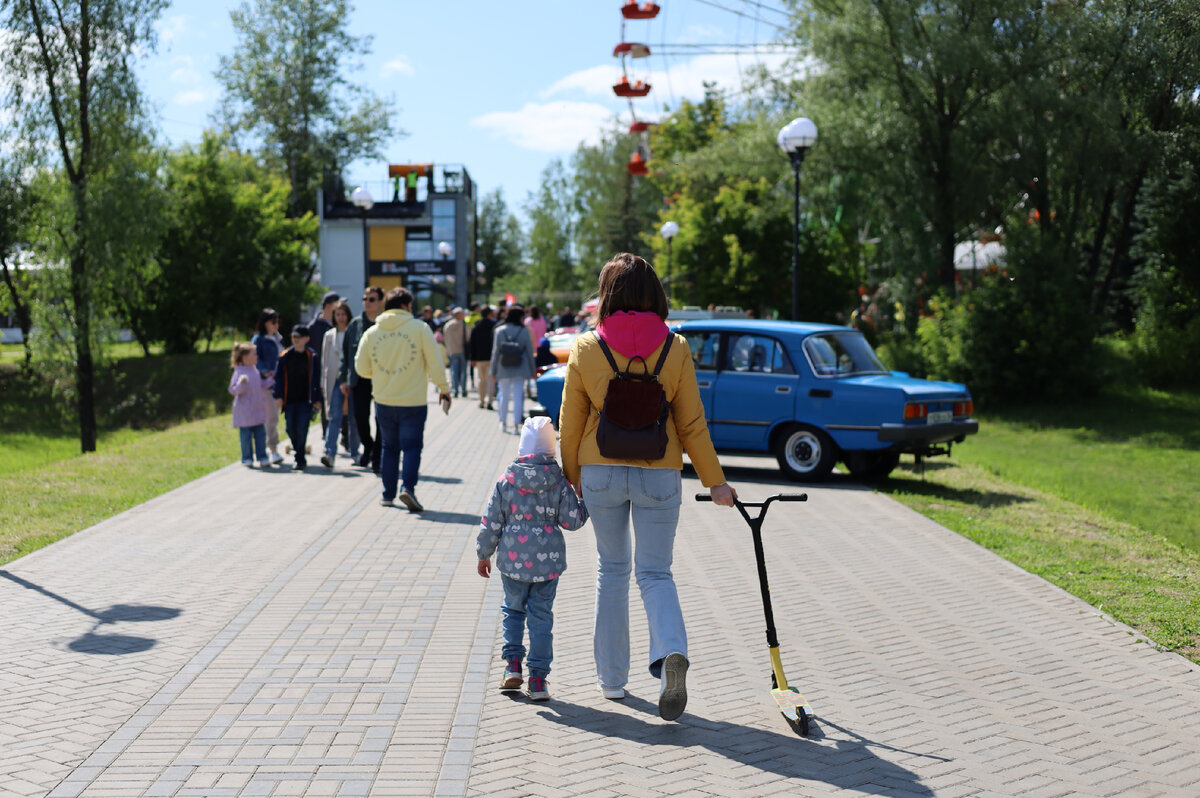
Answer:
[{"left": 518, "top": 416, "right": 557, "bottom": 457}]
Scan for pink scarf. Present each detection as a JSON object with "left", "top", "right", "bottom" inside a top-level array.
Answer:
[{"left": 596, "top": 311, "right": 669, "bottom": 359}]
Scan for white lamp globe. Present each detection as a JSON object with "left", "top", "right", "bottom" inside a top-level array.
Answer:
[
  {"left": 660, "top": 220, "right": 679, "bottom": 240},
  {"left": 438, "top": 241, "right": 453, "bottom": 257},
  {"left": 777, "top": 117, "right": 819, "bottom": 154},
  {"left": 350, "top": 186, "right": 374, "bottom": 210}
]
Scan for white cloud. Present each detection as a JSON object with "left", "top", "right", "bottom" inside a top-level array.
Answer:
[
  {"left": 381, "top": 54, "right": 415, "bottom": 78},
  {"left": 540, "top": 65, "right": 623, "bottom": 100},
  {"left": 172, "top": 88, "right": 216, "bottom": 107},
  {"left": 155, "top": 15, "right": 190, "bottom": 49},
  {"left": 470, "top": 101, "right": 619, "bottom": 152}
]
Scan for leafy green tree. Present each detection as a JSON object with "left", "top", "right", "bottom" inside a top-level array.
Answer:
[
  {"left": 1, "top": 0, "right": 167, "bottom": 452},
  {"left": 0, "top": 154, "right": 35, "bottom": 368},
  {"left": 570, "top": 124, "right": 662, "bottom": 286},
  {"left": 648, "top": 93, "right": 864, "bottom": 318},
  {"left": 216, "top": 0, "right": 402, "bottom": 218},
  {"left": 523, "top": 160, "right": 576, "bottom": 297},
  {"left": 475, "top": 188, "right": 524, "bottom": 297},
  {"left": 149, "top": 133, "right": 318, "bottom": 353}
]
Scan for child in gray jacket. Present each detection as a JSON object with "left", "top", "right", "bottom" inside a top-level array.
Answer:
[{"left": 477, "top": 416, "right": 589, "bottom": 701}]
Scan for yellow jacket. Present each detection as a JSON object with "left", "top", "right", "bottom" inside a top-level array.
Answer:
[
  {"left": 559, "top": 331, "right": 726, "bottom": 487},
  {"left": 354, "top": 309, "right": 449, "bottom": 406}
]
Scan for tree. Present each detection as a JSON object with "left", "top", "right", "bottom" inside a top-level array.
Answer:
[
  {"left": 475, "top": 188, "right": 524, "bottom": 297},
  {"left": 0, "top": 156, "right": 35, "bottom": 368},
  {"left": 1, "top": 0, "right": 167, "bottom": 452},
  {"left": 147, "top": 133, "right": 318, "bottom": 353},
  {"left": 216, "top": 0, "right": 402, "bottom": 218},
  {"left": 570, "top": 124, "right": 662, "bottom": 286},
  {"left": 523, "top": 160, "right": 576, "bottom": 297}
]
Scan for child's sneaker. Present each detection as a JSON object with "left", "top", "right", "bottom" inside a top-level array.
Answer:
[
  {"left": 499, "top": 658, "right": 522, "bottom": 691},
  {"left": 525, "top": 676, "right": 549, "bottom": 701}
]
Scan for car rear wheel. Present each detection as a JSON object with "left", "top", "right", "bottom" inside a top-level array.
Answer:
[
  {"left": 844, "top": 450, "right": 900, "bottom": 480},
  {"left": 774, "top": 425, "right": 837, "bottom": 482}
]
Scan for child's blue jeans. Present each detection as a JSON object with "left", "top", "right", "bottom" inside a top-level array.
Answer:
[
  {"left": 282, "top": 403, "right": 312, "bottom": 462},
  {"left": 238, "top": 424, "right": 266, "bottom": 464},
  {"left": 500, "top": 575, "right": 558, "bottom": 678}
]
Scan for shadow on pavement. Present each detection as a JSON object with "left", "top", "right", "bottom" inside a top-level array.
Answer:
[
  {"left": 416, "top": 510, "right": 485, "bottom": 525},
  {"left": 536, "top": 699, "right": 935, "bottom": 794},
  {"left": 1, "top": 570, "right": 181, "bottom": 655}
]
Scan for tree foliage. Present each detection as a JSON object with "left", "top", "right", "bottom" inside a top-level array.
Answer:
[
  {"left": 475, "top": 188, "right": 524, "bottom": 297},
  {"left": 1, "top": 0, "right": 167, "bottom": 452},
  {"left": 523, "top": 159, "right": 576, "bottom": 298},
  {"left": 216, "top": 0, "right": 401, "bottom": 218},
  {"left": 144, "top": 133, "right": 318, "bottom": 354}
]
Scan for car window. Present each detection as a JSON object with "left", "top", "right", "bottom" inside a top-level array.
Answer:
[
  {"left": 803, "top": 332, "right": 889, "bottom": 377},
  {"left": 681, "top": 330, "right": 720, "bottom": 371},
  {"left": 728, "top": 334, "right": 794, "bottom": 374}
]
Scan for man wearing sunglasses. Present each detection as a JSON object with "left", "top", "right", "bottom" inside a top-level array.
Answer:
[{"left": 339, "top": 285, "right": 385, "bottom": 473}]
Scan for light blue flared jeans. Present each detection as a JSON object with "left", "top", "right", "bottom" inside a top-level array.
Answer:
[{"left": 582, "top": 464, "right": 685, "bottom": 690}]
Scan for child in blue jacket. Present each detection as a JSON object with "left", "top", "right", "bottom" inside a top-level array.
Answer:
[{"left": 477, "top": 416, "right": 588, "bottom": 701}]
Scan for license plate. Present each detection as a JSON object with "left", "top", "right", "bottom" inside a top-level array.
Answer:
[{"left": 927, "top": 410, "right": 952, "bottom": 425}]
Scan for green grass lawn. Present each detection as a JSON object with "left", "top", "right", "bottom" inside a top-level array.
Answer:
[
  {"left": 958, "top": 385, "right": 1200, "bottom": 551},
  {"left": 0, "top": 415, "right": 234, "bottom": 565},
  {"left": 877, "top": 384, "right": 1200, "bottom": 662}
]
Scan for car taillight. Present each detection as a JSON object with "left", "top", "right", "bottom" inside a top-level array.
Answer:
[
  {"left": 903, "top": 402, "right": 927, "bottom": 420},
  {"left": 953, "top": 400, "right": 974, "bottom": 417}
]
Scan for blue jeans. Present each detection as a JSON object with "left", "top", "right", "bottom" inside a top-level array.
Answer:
[
  {"left": 501, "top": 575, "right": 559, "bottom": 678},
  {"left": 238, "top": 424, "right": 266, "bottom": 464},
  {"left": 375, "top": 403, "right": 427, "bottom": 500},
  {"left": 496, "top": 377, "right": 524, "bottom": 427},
  {"left": 449, "top": 353, "right": 467, "bottom": 396},
  {"left": 324, "top": 378, "right": 360, "bottom": 461},
  {"left": 583, "top": 465, "right": 685, "bottom": 689},
  {"left": 282, "top": 404, "right": 312, "bottom": 463}
]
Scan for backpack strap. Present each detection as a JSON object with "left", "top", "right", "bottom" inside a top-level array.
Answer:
[
  {"left": 651, "top": 332, "right": 673, "bottom": 377},
  {"left": 594, "top": 332, "right": 620, "bottom": 372}
]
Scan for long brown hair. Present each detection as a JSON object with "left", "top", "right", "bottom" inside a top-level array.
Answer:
[{"left": 595, "top": 253, "right": 668, "bottom": 322}]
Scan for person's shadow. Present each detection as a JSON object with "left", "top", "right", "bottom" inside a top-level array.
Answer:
[
  {"left": 0, "top": 570, "right": 181, "bottom": 655},
  {"left": 533, "top": 696, "right": 937, "bottom": 794}
]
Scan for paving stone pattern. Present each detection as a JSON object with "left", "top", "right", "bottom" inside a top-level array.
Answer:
[{"left": 3, "top": 401, "right": 1200, "bottom": 797}]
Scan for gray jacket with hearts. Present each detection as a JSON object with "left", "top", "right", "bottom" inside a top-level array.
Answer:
[{"left": 477, "top": 454, "right": 589, "bottom": 582}]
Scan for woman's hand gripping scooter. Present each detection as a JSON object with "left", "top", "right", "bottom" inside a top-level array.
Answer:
[{"left": 696, "top": 492, "right": 814, "bottom": 736}]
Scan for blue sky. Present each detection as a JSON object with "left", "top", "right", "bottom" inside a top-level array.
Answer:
[{"left": 138, "top": 0, "right": 794, "bottom": 212}]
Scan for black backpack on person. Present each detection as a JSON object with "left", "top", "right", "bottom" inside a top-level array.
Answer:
[
  {"left": 593, "top": 331, "right": 673, "bottom": 460},
  {"left": 498, "top": 326, "right": 525, "bottom": 367}
]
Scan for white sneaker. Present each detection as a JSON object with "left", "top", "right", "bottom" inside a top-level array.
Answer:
[
  {"left": 269, "top": 452, "right": 284, "bottom": 465},
  {"left": 658, "top": 653, "right": 688, "bottom": 721},
  {"left": 499, "top": 422, "right": 508, "bottom": 434},
  {"left": 599, "top": 685, "right": 626, "bottom": 700}
]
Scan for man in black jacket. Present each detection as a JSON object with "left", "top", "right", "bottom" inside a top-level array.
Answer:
[
  {"left": 469, "top": 305, "right": 496, "bottom": 410},
  {"left": 340, "top": 285, "right": 384, "bottom": 471}
]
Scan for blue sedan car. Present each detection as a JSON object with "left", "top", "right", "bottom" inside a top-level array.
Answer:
[{"left": 536, "top": 319, "right": 978, "bottom": 481}]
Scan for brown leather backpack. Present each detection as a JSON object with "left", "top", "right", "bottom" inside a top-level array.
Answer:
[{"left": 594, "top": 332, "right": 673, "bottom": 460}]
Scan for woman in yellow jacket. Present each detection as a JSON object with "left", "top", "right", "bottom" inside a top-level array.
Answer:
[{"left": 560, "top": 253, "right": 737, "bottom": 721}]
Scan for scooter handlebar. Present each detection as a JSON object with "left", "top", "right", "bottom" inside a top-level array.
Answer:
[{"left": 693, "top": 493, "right": 808, "bottom": 504}]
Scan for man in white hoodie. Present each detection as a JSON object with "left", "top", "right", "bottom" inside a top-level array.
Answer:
[{"left": 354, "top": 287, "right": 451, "bottom": 511}]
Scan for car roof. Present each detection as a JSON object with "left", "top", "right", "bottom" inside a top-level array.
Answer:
[{"left": 672, "top": 319, "right": 850, "bottom": 336}]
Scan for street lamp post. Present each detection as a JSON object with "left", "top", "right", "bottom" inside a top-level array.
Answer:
[
  {"left": 777, "top": 117, "right": 818, "bottom": 321},
  {"left": 351, "top": 186, "right": 374, "bottom": 293},
  {"left": 659, "top": 221, "right": 679, "bottom": 301}
]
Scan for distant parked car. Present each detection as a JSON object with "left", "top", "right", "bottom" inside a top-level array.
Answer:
[{"left": 535, "top": 319, "right": 978, "bottom": 481}]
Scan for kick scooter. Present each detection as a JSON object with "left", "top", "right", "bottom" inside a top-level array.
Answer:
[{"left": 696, "top": 492, "right": 814, "bottom": 736}]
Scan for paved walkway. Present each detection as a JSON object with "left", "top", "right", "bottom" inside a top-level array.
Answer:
[{"left": 2, "top": 391, "right": 1199, "bottom": 797}]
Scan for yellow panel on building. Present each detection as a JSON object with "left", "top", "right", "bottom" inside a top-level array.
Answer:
[
  {"left": 369, "top": 226, "right": 406, "bottom": 260},
  {"left": 369, "top": 275, "right": 403, "bottom": 293}
]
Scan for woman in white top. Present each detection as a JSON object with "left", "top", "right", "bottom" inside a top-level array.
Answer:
[{"left": 320, "top": 301, "right": 360, "bottom": 467}]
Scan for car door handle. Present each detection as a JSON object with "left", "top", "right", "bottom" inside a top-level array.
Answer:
[
  {"left": 809, "top": 388, "right": 832, "bottom": 398},
  {"left": 775, "top": 386, "right": 791, "bottom": 394},
  {"left": 697, "top": 380, "right": 711, "bottom": 388}
]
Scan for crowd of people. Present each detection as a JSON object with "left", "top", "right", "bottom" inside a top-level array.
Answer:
[{"left": 228, "top": 258, "right": 739, "bottom": 720}]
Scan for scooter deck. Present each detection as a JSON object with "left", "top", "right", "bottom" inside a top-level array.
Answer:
[{"left": 771, "top": 686, "right": 812, "bottom": 722}]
